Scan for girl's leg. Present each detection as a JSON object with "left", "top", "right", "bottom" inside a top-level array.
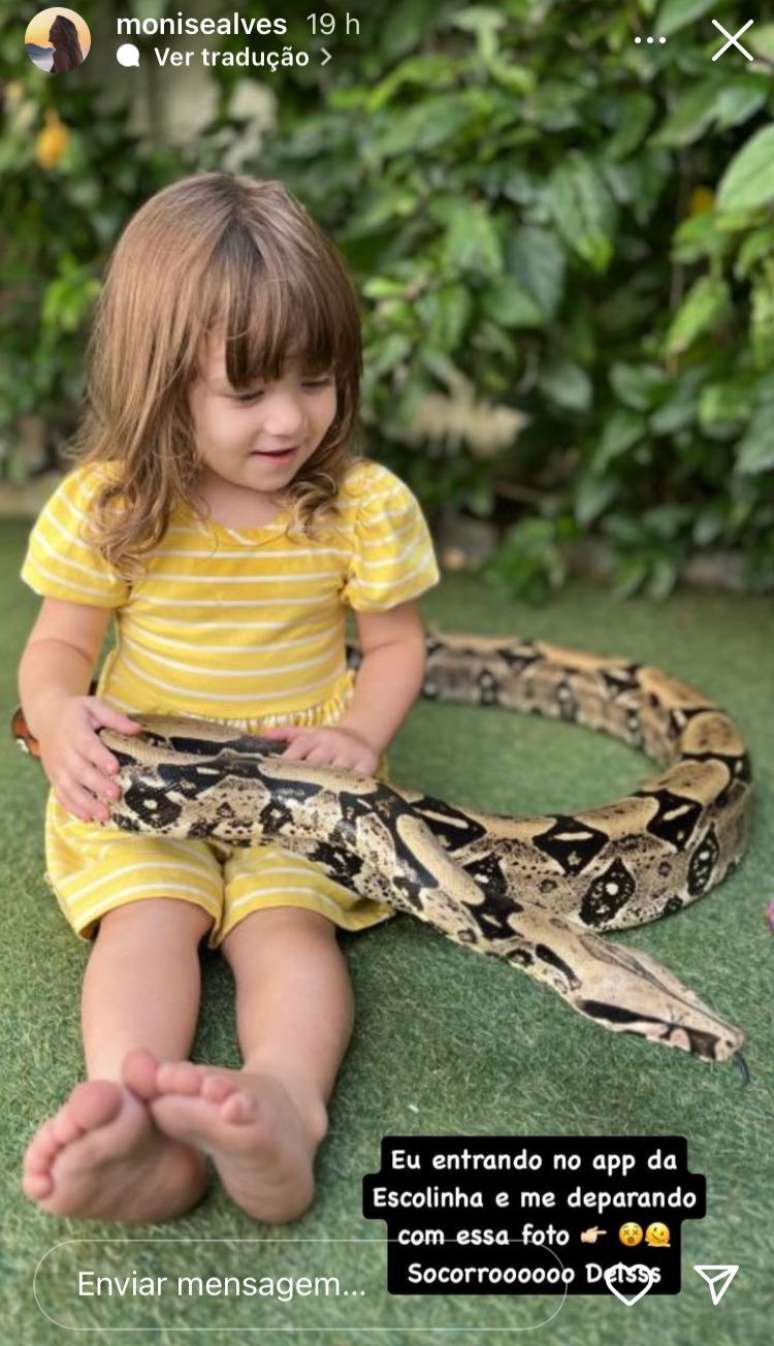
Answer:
[
  {"left": 82, "top": 897, "right": 214, "bottom": 1077},
  {"left": 22, "top": 898, "right": 214, "bottom": 1222},
  {"left": 227, "top": 906, "right": 352, "bottom": 1139},
  {"left": 143, "top": 908, "right": 353, "bottom": 1222}
]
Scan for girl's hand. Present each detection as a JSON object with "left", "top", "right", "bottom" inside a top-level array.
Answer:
[
  {"left": 37, "top": 695, "right": 143, "bottom": 823},
  {"left": 260, "top": 724, "right": 379, "bottom": 776}
]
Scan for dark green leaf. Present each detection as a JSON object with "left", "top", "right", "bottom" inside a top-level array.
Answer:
[
  {"left": 657, "top": 0, "right": 717, "bottom": 38},
  {"left": 751, "top": 264, "right": 774, "bottom": 369},
  {"left": 672, "top": 213, "right": 729, "bottom": 264},
  {"left": 693, "top": 504, "right": 726, "bottom": 545},
  {"left": 735, "top": 225, "right": 774, "bottom": 280},
  {"left": 526, "top": 80, "right": 583, "bottom": 132},
  {"left": 372, "top": 93, "right": 487, "bottom": 157},
  {"left": 605, "top": 93, "right": 656, "bottom": 161},
  {"left": 366, "top": 55, "right": 457, "bottom": 112},
  {"left": 417, "top": 285, "right": 474, "bottom": 349},
  {"left": 505, "top": 226, "right": 565, "bottom": 320},
  {"left": 442, "top": 200, "right": 503, "bottom": 276},
  {"left": 380, "top": 0, "right": 443, "bottom": 60},
  {"left": 653, "top": 81, "right": 722, "bottom": 149},
  {"left": 664, "top": 276, "right": 731, "bottom": 356},
  {"left": 574, "top": 474, "right": 618, "bottom": 527},
  {"left": 481, "top": 276, "right": 545, "bottom": 328},
  {"left": 548, "top": 154, "right": 617, "bottom": 274},
  {"left": 592, "top": 410, "right": 647, "bottom": 471},
  {"left": 363, "top": 334, "right": 412, "bottom": 377},
  {"left": 643, "top": 504, "right": 692, "bottom": 539},
  {"left": 649, "top": 367, "right": 706, "bottom": 434},
  {"left": 736, "top": 406, "right": 774, "bottom": 473},
  {"left": 698, "top": 377, "right": 754, "bottom": 428},
  {"left": 539, "top": 357, "right": 593, "bottom": 413},
  {"left": 610, "top": 363, "right": 667, "bottom": 411}
]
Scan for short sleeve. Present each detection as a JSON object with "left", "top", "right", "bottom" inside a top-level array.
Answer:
[
  {"left": 341, "top": 463, "right": 440, "bottom": 611},
  {"left": 20, "top": 466, "right": 130, "bottom": 607}
]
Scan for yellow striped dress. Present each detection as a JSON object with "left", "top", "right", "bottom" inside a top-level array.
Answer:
[{"left": 20, "top": 457, "right": 440, "bottom": 945}]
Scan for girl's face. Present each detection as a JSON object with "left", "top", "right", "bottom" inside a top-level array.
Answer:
[{"left": 188, "top": 334, "right": 338, "bottom": 500}]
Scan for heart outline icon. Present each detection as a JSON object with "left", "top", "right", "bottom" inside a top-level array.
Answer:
[{"left": 604, "top": 1264, "right": 657, "bottom": 1307}]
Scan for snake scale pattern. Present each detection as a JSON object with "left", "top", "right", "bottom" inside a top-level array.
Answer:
[{"left": 88, "top": 632, "right": 751, "bottom": 1065}]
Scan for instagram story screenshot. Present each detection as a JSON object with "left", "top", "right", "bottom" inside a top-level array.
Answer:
[{"left": 0, "top": 1, "right": 773, "bottom": 1341}]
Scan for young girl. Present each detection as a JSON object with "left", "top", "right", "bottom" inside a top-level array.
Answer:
[{"left": 18, "top": 172, "right": 439, "bottom": 1225}]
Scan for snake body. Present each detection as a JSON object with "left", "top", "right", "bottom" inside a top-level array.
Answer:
[{"left": 94, "top": 632, "right": 751, "bottom": 1064}]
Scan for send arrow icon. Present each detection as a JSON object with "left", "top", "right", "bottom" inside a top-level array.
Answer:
[{"left": 693, "top": 1265, "right": 739, "bottom": 1305}]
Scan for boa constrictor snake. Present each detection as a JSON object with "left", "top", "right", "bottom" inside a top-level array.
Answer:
[{"left": 14, "top": 632, "right": 752, "bottom": 1068}]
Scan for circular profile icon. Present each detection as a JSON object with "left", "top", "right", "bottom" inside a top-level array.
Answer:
[{"left": 25, "top": 8, "right": 91, "bottom": 74}]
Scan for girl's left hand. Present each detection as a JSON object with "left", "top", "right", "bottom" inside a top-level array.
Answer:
[{"left": 260, "top": 724, "right": 379, "bottom": 776}]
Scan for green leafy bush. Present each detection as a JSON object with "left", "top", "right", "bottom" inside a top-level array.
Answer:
[
  {"left": 0, "top": 1, "right": 247, "bottom": 462},
  {"left": 255, "top": 0, "right": 774, "bottom": 598},
  {"left": 3, "top": 0, "right": 774, "bottom": 599}
]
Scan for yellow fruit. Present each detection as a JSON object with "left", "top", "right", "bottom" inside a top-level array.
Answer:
[
  {"left": 689, "top": 186, "right": 715, "bottom": 216},
  {"left": 35, "top": 109, "right": 69, "bottom": 169}
]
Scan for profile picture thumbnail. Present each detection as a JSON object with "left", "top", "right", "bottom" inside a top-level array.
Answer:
[{"left": 25, "top": 8, "right": 91, "bottom": 74}]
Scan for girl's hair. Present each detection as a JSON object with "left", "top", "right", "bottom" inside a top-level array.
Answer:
[
  {"left": 50, "top": 16, "right": 84, "bottom": 70},
  {"left": 64, "top": 172, "right": 364, "bottom": 581}
]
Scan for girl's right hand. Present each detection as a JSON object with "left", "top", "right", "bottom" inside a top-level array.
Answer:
[{"left": 38, "top": 695, "right": 143, "bottom": 823}]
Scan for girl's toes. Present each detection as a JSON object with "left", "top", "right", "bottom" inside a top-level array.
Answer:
[
  {"left": 22, "top": 1120, "right": 61, "bottom": 1196},
  {"left": 157, "top": 1061, "right": 203, "bottom": 1095},
  {"left": 67, "top": 1080, "right": 124, "bottom": 1130},
  {"left": 121, "top": 1047, "right": 161, "bottom": 1100},
  {"left": 221, "top": 1090, "right": 257, "bottom": 1124},
  {"left": 52, "top": 1108, "right": 86, "bottom": 1147},
  {"left": 24, "top": 1150, "right": 50, "bottom": 1179},
  {"left": 24, "top": 1119, "right": 63, "bottom": 1173},
  {"left": 25, "top": 1122, "right": 61, "bottom": 1170},
  {"left": 22, "top": 1170, "right": 54, "bottom": 1199},
  {"left": 200, "top": 1074, "right": 235, "bottom": 1104}
]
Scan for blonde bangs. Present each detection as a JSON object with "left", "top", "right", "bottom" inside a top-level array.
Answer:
[{"left": 203, "top": 234, "right": 349, "bottom": 387}]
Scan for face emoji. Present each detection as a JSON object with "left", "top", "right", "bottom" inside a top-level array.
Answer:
[
  {"left": 645, "top": 1222, "right": 670, "bottom": 1248},
  {"left": 619, "top": 1222, "right": 644, "bottom": 1247}
]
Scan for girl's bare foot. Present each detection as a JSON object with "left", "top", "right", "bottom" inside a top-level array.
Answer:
[
  {"left": 124, "top": 1049, "right": 326, "bottom": 1223},
  {"left": 22, "top": 1079, "right": 209, "bottom": 1222}
]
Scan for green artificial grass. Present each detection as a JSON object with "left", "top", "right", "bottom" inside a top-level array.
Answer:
[{"left": 1, "top": 513, "right": 772, "bottom": 1346}]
